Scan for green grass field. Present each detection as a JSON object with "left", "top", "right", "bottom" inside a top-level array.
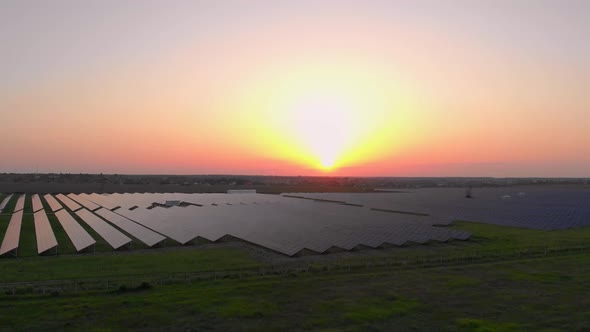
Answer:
[
  {"left": 0, "top": 247, "right": 262, "bottom": 283},
  {"left": 1, "top": 253, "right": 589, "bottom": 331}
]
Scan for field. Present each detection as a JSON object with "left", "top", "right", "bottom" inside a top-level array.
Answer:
[{"left": 1, "top": 218, "right": 590, "bottom": 331}]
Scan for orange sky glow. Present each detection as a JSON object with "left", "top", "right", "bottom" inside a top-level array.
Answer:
[{"left": 1, "top": 1, "right": 588, "bottom": 176}]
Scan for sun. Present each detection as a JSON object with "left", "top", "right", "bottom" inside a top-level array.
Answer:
[
  {"left": 320, "top": 156, "right": 336, "bottom": 170},
  {"left": 235, "top": 64, "right": 403, "bottom": 173},
  {"left": 284, "top": 91, "right": 359, "bottom": 171}
]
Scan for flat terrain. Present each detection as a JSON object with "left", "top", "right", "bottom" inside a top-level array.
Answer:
[
  {"left": 0, "top": 219, "right": 589, "bottom": 331},
  {"left": 1, "top": 253, "right": 589, "bottom": 331}
]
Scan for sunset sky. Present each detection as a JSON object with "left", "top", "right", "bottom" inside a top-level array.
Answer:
[{"left": 1, "top": 0, "right": 588, "bottom": 177}]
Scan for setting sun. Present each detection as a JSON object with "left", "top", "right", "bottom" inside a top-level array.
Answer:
[
  {"left": 320, "top": 159, "right": 335, "bottom": 170},
  {"left": 286, "top": 91, "right": 358, "bottom": 171},
  {"left": 228, "top": 61, "right": 410, "bottom": 174}
]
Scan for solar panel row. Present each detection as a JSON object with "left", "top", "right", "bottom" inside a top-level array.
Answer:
[
  {"left": 43, "top": 194, "right": 63, "bottom": 212},
  {"left": 68, "top": 194, "right": 101, "bottom": 211},
  {"left": 82, "top": 193, "right": 120, "bottom": 210},
  {"left": 284, "top": 188, "right": 590, "bottom": 231},
  {"left": 34, "top": 210, "right": 58, "bottom": 254},
  {"left": 32, "top": 194, "right": 43, "bottom": 212},
  {"left": 95, "top": 208, "right": 166, "bottom": 247},
  {"left": 13, "top": 195, "right": 25, "bottom": 212},
  {"left": 54, "top": 209, "right": 95, "bottom": 252},
  {"left": 0, "top": 194, "right": 13, "bottom": 212},
  {"left": 55, "top": 194, "right": 82, "bottom": 212},
  {"left": 114, "top": 207, "right": 197, "bottom": 244},
  {"left": 0, "top": 211, "right": 23, "bottom": 256},
  {"left": 75, "top": 209, "right": 132, "bottom": 249}
]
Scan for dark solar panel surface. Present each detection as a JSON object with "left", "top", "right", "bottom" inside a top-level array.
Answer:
[{"left": 9, "top": 187, "right": 588, "bottom": 256}]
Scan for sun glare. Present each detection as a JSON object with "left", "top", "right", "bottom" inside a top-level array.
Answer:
[
  {"left": 320, "top": 157, "right": 335, "bottom": 170},
  {"left": 286, "top": 92, "right": 358, "bottom": 171},
  {"left": 233, "top": 63, "right": 408, "bottom": 173}
]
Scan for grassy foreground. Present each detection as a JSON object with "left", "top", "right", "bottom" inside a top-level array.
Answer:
[
  {"left": 1, "top": 253, "right": 589, "bottom": 331},
  {"left": 0, "top": 247, "right": 262, "bottom": 283}
]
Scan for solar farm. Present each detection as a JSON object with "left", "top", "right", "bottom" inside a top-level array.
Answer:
[
  {"left": 0, "top": 192, "right": 469, "bottom": 257},
  {"left": 2, "top": 187, "right": 590, "bottom": 330},
  {"left": 284, "top": 186, "right": 590, "bottom": 230},
  {"left": 1, "top": 187, "right": 589, "bottom": 258}
]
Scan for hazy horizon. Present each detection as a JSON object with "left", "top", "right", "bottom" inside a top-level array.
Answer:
[
  {"left": 2, "top": 0, "right": 589, "bottom": 177},
  {"left": 1, "top": 171, "right": 588, "bottom": 179}
]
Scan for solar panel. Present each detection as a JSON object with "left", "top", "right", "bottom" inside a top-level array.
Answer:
[
  {"left": 43, "top": 194, "right": 63, "bottom": 212},
  {"left": 95, "top": 208, "right": 166, "bottom": 247},
  {"left": 31, "top": 194, "right": 43, "bottom": 212},
  {"left": 115, "top": 207, "right": 197, "bottom": 244},
  {"left": 0, "top": 194, "right": 13, "bottom": 212},
  {"left": 54, "top": 209, "right": 95, "bottom": 252},
  {"left": 68, "top": 194, "right": 101, "bottom": 211},
  {"left": 83, "top": 193, "right": 120, "bottom": 210},
  {"left": 13, "top": 195, "right": 25, "bottom": 212},
  {"left": 75, "top": 209, "right": 132, "bottom": 249},
  {"left": 55, "top": 194, "right": 82, "bottom": 211},
  {"left": 284, "top": 188, "right": 590, "bottom": 231},
  {"left": 118, "top": 198, "right": 464, "bottom": 256},
  {"left": 33, "top": 210, "right": 58, "bottom": 254},
  {"left": 0, "top": 211, "right": 23, "bottom": 256}
]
